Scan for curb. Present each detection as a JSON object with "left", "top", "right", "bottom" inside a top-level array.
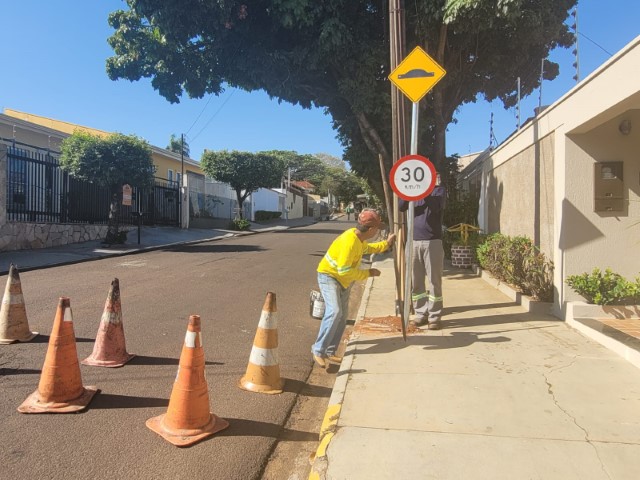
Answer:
[
  {"left": 0, "top": 220, "right": 318, "bottom": 276},
  {"left": 308, "top": 265, "right": 377, "bottom": 479}
]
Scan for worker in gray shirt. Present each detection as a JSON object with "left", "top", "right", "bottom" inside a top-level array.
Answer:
[{"left": 399, "top": 176, "right": 446, "bottom": 330}]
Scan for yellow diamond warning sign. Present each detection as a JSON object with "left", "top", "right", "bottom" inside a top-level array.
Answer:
[{"left": 388, "top": 46, "right": 446, "bottom": 103}]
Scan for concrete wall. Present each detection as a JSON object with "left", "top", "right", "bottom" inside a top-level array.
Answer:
[
  {"left": 483, "top": 132, "right": 555, "bottom": 260},
  {"left": 561, "top": 110, "right": 640, "bottom": 301},
  {"left": 472, "top": 35, "right": 640, "bottom": 315},
  {"left": 250, "top": 188, "right": 284, "bottom": 221}
]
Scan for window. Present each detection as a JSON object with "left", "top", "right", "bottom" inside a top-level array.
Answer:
[
  {"left": 176, "top": 172, "right": 182, "bottom": 187},
  {"left": 167, "top": 169, "right": 174, "bottom": 183}
]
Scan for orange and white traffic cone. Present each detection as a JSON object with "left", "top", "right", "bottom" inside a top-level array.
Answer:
[
  {"left": 146, "top": 315, "right": 229, "bottom": 447},
  {"left": 0, "top": 264, "right": 38, "bottom": 344},
  {"left": 239, "top": 292, "right": 284, "bottom": 394},
  {"left": 82, "top": 278, "right": 135, "bottom": 367},
  {"left": 18, "top": 297, "right": 98, "bottom": 413}
]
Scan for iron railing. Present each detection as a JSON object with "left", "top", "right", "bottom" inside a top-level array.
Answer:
[{"left": 5, "top": 146, "right": 180, "bottom": 226}]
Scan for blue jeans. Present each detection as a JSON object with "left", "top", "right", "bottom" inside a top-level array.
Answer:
[{"left": 312, "top": 273, "right": 351, "bottom": 357}]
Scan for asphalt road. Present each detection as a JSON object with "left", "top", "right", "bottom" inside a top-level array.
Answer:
[{"left": 0, "top": 220, "right": 348, "bottom": 480}]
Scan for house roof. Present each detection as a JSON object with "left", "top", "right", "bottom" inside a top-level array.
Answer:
[{"left": 292, "top": 180, "right": 316, "bottom": 191}]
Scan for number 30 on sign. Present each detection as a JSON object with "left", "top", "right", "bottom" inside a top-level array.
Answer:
[{"left": 389, "top": 154, "right": 437, "bottom": 201}]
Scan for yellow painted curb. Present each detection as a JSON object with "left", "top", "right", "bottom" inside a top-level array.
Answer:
[
  {"left": 319, "top": 404, "right": 341, "bottom": 439},
  {"left": 308, "top": 404, "right": 341, "bottom": 480}
]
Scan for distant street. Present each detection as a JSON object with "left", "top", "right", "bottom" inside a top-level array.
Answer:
[{"left": 0, "top": 220, "right": 350, "bottom": 480}]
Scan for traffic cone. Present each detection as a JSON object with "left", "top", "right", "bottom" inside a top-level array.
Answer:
[
  {"left": 18, "top": 297, "right": 98, "bottom": 413},
  {"left": 0, "top": 264, "right": 38, "bottom": 344},
  {"left": 146, "top": 315, "right": 229, "bottom": 447},
  {"left": 239, "top": 292, "right": 284, "bottom": 394},
  {"left": 82, "top": 278, "right": 135, "bottom": 367}
]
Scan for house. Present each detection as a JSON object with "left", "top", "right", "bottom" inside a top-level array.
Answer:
[
  {"left": 460, "top": 35, "right": 640, "bottom": 318},
  {"left": 2, "top": 108, "right": 205, "bottom": 185},
  {"left": 0, "top": 109, "right": 243, "bottom": 249}
]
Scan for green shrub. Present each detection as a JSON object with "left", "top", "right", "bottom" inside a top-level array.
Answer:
[
  {"left": 255, "top": 210, "right": 282, "bottom": 221},
  {"left": 228, "top": 218, "right": 251, "bottom": 231},
  {"left": 476, "top": 233, "right": 554, "bottom": 302},
  {"left": 566, "top": 268, "right": 640, "bottom": 305}
]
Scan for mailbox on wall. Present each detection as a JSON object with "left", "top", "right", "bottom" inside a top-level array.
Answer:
[{"left": 594, "top": 161, "right": 624, "bottom": 212}]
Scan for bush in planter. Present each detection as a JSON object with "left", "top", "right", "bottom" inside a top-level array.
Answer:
[
  {"left": 228, "top": 218, "right": 251, "bottom": 231},
  {"left": 476, "top": 233, "right": 554, "bottom": 302},
  {"left": 566, "top": 268, "right": 640, "bottom": 305}
]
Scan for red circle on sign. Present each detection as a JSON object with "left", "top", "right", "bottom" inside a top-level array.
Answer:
[{"left": 389, "top": 155, "right": 437, "bottom": 201}]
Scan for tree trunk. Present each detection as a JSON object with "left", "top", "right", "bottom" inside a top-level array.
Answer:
[
  {"left": 105, "top": 188, "right": 121, "bottom": 244},
  {"left": 235, "top": 188, "right": 244, "bottom": 219}
]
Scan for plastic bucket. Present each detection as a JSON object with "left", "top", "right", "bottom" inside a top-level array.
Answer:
[{"left": 309, "top": 290, "right": 325, "bottom": 319}]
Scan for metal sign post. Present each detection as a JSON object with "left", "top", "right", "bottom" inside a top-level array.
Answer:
[{"left": 388, "top": 46, "right": 446, "bottom": 338}]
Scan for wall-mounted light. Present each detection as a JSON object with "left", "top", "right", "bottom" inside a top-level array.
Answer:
[{"left": 619, "top": 119, "right": 632, "bottom": 135}]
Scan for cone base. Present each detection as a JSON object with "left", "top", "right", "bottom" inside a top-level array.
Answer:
[
  {"left": 238, "top": 376, "right": 284, "bottom": 395},
  {"left": 17, "top": 386, "right": 99, "bottom": 414},
  {"left": 146, "top": 413, "right": 229, "bottom": 447},
  {"left": 81, "top": 353, "right": 135, "bottom": 368},
  {"left": 0, "top": 331, "right": 38, "bottom": 345}
]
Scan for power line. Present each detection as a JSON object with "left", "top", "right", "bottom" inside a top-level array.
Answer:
[
  {"left": 190, "top": 89, "right": 237, "bottom": 143},
  {"left": 579, "top": 31, "right": 614, "bottom": 57},
  {"left": 185, "top": 94, "right": 215, "bottom": 136}
]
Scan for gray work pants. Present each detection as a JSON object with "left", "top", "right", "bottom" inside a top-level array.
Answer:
[{"left": 411, "top": 239, "right": 444, "bottom": 323}]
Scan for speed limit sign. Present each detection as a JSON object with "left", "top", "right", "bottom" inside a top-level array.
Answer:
[{"left": 389, "top": 154, "right": 437, "bottom": 201}]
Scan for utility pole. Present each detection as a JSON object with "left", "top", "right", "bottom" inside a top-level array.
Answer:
[
  {"left": 517, "top": 77, "right": 521, "bottom": 130},
  {"left": 180, "top": 133, "right": 185, "bottom": 186},
  {"left": 572, "top": 7, "right": 580, "bottom": 82},
  {"left": 389, "top": 0, "right": 407, "bottom": 316}
]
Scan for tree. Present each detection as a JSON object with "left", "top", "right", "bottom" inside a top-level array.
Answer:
[
  {"left": 319, "top": 167, "right": 364, "bottom": 204},
  {"left": 200, "top": 150, "right": 285, "bottom": 218},
  {"left": 59, "top": 131, "right": 155, "bottom": 244},
  {"left": 106, "top": 1, "right": 575, "bottom": 199},
  {"left": 167, "top": 133, "right": 190, "bottom": 157}
]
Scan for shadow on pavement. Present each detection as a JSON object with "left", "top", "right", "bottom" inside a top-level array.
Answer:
[
  {"left": 31, "top": 335, "right": 94, "bottom": 343},
  {"left": 282, "top": 378, "right": 333, "bottom": 397},
  {"left": 0, "top": 368, "right": 41, "bottom": 376},
  {"left": 219, "top": 417, "right": 317, "bottom": 441},
  {"left": 129, "top": 355, "right": 223, "bottom": 366},
  {"left": 162, "top": 244, "right": 265, "bottom": 254},
  {"left": 89, "top": 392, "right": 169, "bottom": 409}
]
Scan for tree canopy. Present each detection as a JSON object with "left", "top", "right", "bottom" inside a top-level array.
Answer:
[
  {"left": 59, "top": 131, "right": 155, "bottom": 190},
  {"left": 59, "top": 131, "right": 155, "bottom": 243},
  {"left": 167, "top": 133, "right": 190, "bottom": 157},
  {"left": 200, "top": 150, "right": 285, "bottom": 217},
  {"left": 106, "top": 0, "right": 576, "bottom": 196}
]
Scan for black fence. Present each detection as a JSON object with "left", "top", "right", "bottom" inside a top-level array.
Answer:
[{"left": 5, "top": 146, "right": 180, "bottom": 226}]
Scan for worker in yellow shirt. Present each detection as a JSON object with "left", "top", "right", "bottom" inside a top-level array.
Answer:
[{"left": 312, "top": 209, "right": 396, "bottom": 368}]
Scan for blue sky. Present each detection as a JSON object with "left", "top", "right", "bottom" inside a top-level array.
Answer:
[{"left": 1, "top": 1, "right": 639, "bottom": 163}]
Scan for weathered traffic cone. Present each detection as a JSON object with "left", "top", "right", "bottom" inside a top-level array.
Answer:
[
  {"left": 0, "top": 264, "right": 38, "bottom": 344},
  {"left": 18, "top": 297, "right": 98, "bottom": 413},
  {"left": 82, "top": 278, "right": 135, "bottom": 367},
  {"left": 239, "top": 292, "right": 284, "bottom": 394},
  {"left": 146, "top": 315, "right": 229, "bottom": 447}
]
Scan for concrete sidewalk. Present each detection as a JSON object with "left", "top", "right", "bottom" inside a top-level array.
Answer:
[
  {"left": 0, "top": 216, "right": 317, "bottom": 274},
  {"left": 310, "top": 254, "right": 640, "bottom": 479}
]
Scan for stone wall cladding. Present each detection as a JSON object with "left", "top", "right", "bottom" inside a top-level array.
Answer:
[{"left": 0, "top": 222, "right": 109, "bottom": 252}]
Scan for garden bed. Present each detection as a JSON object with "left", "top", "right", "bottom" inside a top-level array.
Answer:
[{"left": 475, "top": 267, "right": 554, "bottom": 316}]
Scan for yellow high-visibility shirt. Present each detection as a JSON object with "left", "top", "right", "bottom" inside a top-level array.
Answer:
[{"left": 317, "top": 228, "right": 390, "bottom": 289}]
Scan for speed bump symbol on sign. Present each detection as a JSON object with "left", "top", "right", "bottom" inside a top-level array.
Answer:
[
  {"left": 389, "top": 46, "right": 446, "bottom": 103},
  {"left": 389, "top": 155, "right": 437, "bottom": 202}
]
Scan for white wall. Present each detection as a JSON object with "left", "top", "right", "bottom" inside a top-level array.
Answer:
[{"left": 250, "top": 188, "right": 285, "bottom": 221}]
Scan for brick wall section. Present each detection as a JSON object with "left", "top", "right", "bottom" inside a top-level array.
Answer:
[{"left": 451, "top": 245, "right": 474, "bottom": 268}]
